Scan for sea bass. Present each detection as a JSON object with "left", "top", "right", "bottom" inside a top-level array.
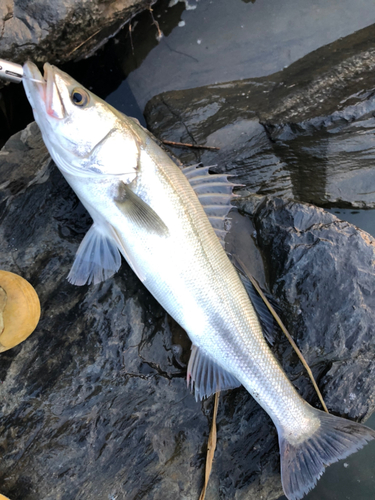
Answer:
[{"left": 22, "top": 61, "right": 375, "bottom": 500}]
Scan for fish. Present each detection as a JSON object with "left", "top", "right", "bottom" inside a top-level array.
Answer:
[{"left": 22, "top": 60, "right": 375, "bottom": 500}]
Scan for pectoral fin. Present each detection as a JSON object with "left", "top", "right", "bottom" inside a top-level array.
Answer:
[
  {"left": 68, "top": 224, "right": 121, "bottom": 286},
  {"left": 115, "top": 183, "right": 169, "bottom": 237},
  {"left": 187, "top": 345, "right": 241, "bottom": 401}
]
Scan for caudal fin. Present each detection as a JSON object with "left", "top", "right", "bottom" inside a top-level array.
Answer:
[{"left": 279, "top": 408, "right": 375, "bottom": 500}]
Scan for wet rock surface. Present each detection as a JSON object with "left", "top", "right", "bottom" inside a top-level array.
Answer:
[
  {"left": 1, "top": 118, "right": 375, "bottom": 499},
  {"left": 0, "top": 0, "right": 151, "bottom": 72},
  {"left": 0, "top": 123, "right": 282, "bottom": 500},
  {"left": 144, "top": 23, "right": 375, "bottom": 208},
  {"left": 239, "top": 195, "right": 375, "bottom": 421}
]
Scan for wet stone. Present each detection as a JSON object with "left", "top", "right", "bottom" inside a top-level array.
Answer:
[
  {"left": 1, "top": 115, "right": 375, "bottom": 499},
  {"left": 0, "top": 124, "right": 284, "bottom": 500},
  {"left": 0, "top": 0, "right": 152, "bottom": 74},
  {"left": 144, "top": 22, "right": 375, "bottom": 208},
  {"left": 238, "top": 195, "right": 375, "bottom": 421},
  {"left": 264, "top": 99, "right": 375, "bottom": 208}
]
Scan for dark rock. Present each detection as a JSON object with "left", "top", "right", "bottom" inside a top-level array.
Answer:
[
  {"left": 144, "top": 23, "right": 375, "bottom": 208},
  {"left": 0, "top": 0, "right": 152, "bottom": 71},
  {"left": 1, "top": 118, "right": 375, "bottom": 499},
  {"left": 263, "top": 97, "right": 375, "bottom": 208},
  {"left": 0, "top": 124, "right": 283, "bottom": 500},
  {"left": 239, "top": 195, "right": 375, "bottom": 421}
]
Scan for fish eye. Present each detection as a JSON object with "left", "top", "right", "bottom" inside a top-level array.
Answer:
[{"left": 71, "top": 88, "right": 89, "bottom": 107}]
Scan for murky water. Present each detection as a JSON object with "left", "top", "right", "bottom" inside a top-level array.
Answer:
[
  {"left": 327, "top": 209, "right": 375, "bottom": 237},
  {"left": 2, "top": 0, "right": 375, "bottom": 498},
  {"left": 125, "top": 0, "right": 375, "bottom": 108}
]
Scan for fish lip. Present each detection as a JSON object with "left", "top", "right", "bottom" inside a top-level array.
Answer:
[
  {"left": 43, "top": 62, "right": 66, "bottom": 120},
  {"left": 23, "top": 60, "right": 44, "bottom": 83},
  {"left": 23, "top": 61, "right": 46, "bottom": 107},
  {"left": 23, "top": 61, "right": 66, "bottom": 120}
]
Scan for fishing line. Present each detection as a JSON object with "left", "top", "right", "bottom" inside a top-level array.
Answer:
[{"left": 23, "top": 76, "right": 46, "bottom": 84}]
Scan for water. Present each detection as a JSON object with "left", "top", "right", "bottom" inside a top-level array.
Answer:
[
  {"left": 126, "top": 0, "right": 375, "bottom": 108},
  {"left": 3, "top": 0, "right": 375, "bottom": 142},
  {"left": 327, "top": 209, "right": 375, "bottom": 237}
]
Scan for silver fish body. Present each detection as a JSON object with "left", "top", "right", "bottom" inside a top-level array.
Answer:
[{"left": 22, "top": 61, "right": 375, "bottom": 500}]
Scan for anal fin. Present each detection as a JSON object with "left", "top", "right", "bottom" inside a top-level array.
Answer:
[
  {"left": 187, "top": 345, "right": 241, "bottom": 401},
  {"left": 68, "top": 224, "right": 121, "bottom": 286}
]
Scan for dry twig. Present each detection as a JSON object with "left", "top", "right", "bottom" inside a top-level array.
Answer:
[
  {"left": 235, "top": 257, "right": 329, "bottom": 413},
  {"left": 66, "top": 28, "right": 102, "bottom": 57},
  {"left": 162, "top": 140, "right": 220, "bottom": 151},
  {"left": 129, "top": 23, "right": 135, "bottom": 56},
  {"left": 199, "top": 392, "right": 220, "bottom": 500},
  {"left": 148, "top": 4, "right": 163, "bottom": 40}
]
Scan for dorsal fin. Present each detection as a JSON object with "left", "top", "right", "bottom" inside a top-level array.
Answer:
[
  {"left": 237, "top": 271, "right": 279, "bottom": 345},
  {"left": 187, "top": 345, "right": 241, "bottom": 401},
  {"left": 182, "top": 164, "right": 238, "bottom": 247},
  {"left": 230, "top": 256, "right": 280, "bottom": 346}
]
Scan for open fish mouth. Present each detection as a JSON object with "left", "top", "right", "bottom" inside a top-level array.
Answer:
[{"left": 23, "top": 62, "right": 65, "bottom": 120}]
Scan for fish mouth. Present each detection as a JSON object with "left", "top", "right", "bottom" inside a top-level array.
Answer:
[{"left": 23, "top": 61, "right": 66, "bottom": 120}]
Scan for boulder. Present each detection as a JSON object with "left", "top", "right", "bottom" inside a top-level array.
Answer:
[
  {"left": 144, "top": 23, "right": 375, "bottom": 208},
  {"left": 238, "top": 195, "right": 375, "bottom": 421},
  {"left": 0, "top": 0, "right": 152, "bottom": 69},
  {"left": 1, "top": 119, "right": 375, "bottom": 499},
  {"left": 0, "top": 123, "right": 281, "bottom": 500}
]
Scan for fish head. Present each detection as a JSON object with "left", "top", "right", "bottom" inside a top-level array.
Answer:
[{"left": 23, "top": 61, "right": 139, "bottom": 180}]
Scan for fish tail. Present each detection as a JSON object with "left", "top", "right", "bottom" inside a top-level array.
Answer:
[{"left": 278, "top": 407, "right": 375, "bottom": 500}]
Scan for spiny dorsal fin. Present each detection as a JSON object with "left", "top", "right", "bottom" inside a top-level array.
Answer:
[
  {"left": 187, "top": 345, "right": 241, "bottom": 401},
  {"left": 182, "top": 164, "right": 238, "bottom": 247}
]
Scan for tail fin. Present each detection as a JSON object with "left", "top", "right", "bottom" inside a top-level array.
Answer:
[{"left": 279, "top": 408, "right": 375, "bottom": 500}]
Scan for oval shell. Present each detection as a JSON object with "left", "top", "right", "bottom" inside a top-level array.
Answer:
[{"left": 0, "top": 270, "right": 41, "bottom": 353}]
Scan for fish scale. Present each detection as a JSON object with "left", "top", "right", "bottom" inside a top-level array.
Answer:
[{"left": 21, "top": 60, "right": 375, "bottom": 500}]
